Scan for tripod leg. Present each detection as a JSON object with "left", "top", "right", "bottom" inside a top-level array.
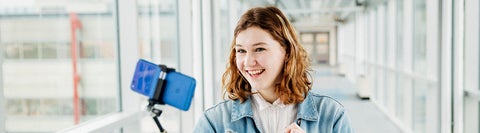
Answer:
[{"left": 153, "top": 116, "right": 166, "bottom": 133}]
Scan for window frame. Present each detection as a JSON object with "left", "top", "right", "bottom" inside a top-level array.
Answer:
[
  {"left": 0, "top": 34, "right": 5, "bottom": 133},
  {"left": 56, "top": 0, "right": 205, "bottom": 132},
  {"left": 462, "top": 0, "right": 480, "bottom": 132},
  {"left": 55, "top": 0, "right": 142, "bottom": 131}
]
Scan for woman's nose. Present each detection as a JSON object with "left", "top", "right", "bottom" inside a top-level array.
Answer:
[{"left": 243, "top": 53, "right": 257, "bottom": 66}]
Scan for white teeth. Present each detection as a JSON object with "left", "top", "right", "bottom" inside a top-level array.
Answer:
[{"left": 248, "top": 70, "right": 263, "bottom": 75}]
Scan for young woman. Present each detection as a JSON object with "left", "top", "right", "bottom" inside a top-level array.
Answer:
[{"left": 194, "top": 6, "right": 353, "bottom": 133}]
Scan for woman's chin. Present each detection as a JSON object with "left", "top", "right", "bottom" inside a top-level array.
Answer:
[{"left": 250, "top": 85, "right": 261, "bottom": 90}]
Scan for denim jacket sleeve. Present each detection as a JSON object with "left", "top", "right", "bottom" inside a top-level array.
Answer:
[{"left": 333, "top": 107, "right": 353, "bottom": 133}]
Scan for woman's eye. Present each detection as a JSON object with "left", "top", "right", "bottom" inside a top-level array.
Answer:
[
  {"left": 236, "top": 49, "right": 246, "bottom": 53},
  {"left": 255, "top": 48, "right": 266, "bottom": 52}
]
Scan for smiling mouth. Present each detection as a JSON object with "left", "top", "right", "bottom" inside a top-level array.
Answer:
[{"left": 247, "top": 69, "right": 265, "bottom": 76}]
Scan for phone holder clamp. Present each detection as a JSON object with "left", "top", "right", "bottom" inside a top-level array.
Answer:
[{"left": 145, "top": 64, "right": 175, "bottom": 133}]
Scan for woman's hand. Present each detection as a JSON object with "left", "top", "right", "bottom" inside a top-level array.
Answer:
[{"left": 284, "top": 123, "right": 305, "bottom": 133}]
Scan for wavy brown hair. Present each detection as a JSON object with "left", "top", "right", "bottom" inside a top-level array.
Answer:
[{"left": 222, "top": 6, "right": 312, "bottom": 104}]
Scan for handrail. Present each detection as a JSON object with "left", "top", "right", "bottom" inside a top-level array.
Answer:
[{"left": 56, "top": 111, "right": 145, "bottom": 133}]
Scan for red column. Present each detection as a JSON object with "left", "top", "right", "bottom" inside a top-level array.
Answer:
[{"left": 69, "top": 13, "right": 82, "bottom": 124}]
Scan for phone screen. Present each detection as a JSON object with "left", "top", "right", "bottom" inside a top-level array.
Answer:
[{"left": 130, "top": 59, "right": 161, "bottom": 98}]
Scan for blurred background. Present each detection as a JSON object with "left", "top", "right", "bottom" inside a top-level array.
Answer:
[{"left": 0, "top": 0, "right": 478, "bottom": 133}]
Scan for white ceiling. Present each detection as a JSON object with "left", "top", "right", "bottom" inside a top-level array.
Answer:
[{"left": 242, "top": 0, "right": 362, "bottom": 27}]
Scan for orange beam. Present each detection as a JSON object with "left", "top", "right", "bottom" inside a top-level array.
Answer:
[{"left": 69, "top": 13, "right": 81, "bottom": 124}]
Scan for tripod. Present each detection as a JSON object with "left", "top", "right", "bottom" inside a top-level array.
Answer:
[{"left": 147, "top": 99, "right": 166, "bottom": 133}]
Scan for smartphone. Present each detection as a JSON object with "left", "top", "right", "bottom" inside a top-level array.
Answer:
[
  {"left": 130, "top": 59, "right": 196, "bottom": 111},
  {"left": 160, "top": 71, "right": 196, "bottom": 111},
  {"left": 130, "top": 59, "right": 162, "bottom": 99}
]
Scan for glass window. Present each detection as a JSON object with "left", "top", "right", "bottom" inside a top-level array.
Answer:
[
  {"left": 380, "top": 3, "right": 389, "bottom": 109},
  {"left": 213, "top": 0, "right": 231, "bottom": 104},
  {"left": 316, "top": 33, "right": 329, "bottom": 64},
  {"left": 395, "top": 0, "right": 404, "bottom": 120},
  {"left": 463, "top": 0, "right": 480, "bottom": 132},
  {"left": 41, "top": 43, "right": 58, "bottom": 59},
  {"left": 300, "top": 33, "right": 315, "bottom": 63},
  {"left": 412, "top": 0, "right": 427, "bottom": 132},
  {"left": 413, "top": 80, "right": 428, "bottom": 132},
  {"left": 0, "top": 0, "right": 119, "bottom": 132},
  {"left": 4, "top": 43, "right": 21, "bottom": 59},
  {"left": 136, "top": 0, "right": 180, "bottom": 132},
  {"left": 413, "top": 0, "right": 427, "bottom": 73},
  {"left": 300, "top": 33, "right": 330, "bottom": 65},
  {"left": 137, "top": 0, "right": 178, "bottom": 67},
  {"left": 301, "top": 33, "right": 314, "bottom": 44},
  {"left": 23, "top": 43, "right": 39, "bottom": 59}
]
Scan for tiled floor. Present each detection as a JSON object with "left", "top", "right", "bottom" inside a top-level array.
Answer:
[{"left": 311, "top": 65, "right": 403, "bottom": 133}]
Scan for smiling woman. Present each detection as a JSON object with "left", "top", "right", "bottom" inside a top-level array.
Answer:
[
  {"left": 193, "top": 6, "right": 354, "bottom": 133},
  {"left": 234, "top": 27, "right": 287, "bottom": 103}
]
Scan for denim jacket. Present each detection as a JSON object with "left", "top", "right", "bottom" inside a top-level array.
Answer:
[{"left": 193, "top": 91, "right": 354, "bottom": 133}]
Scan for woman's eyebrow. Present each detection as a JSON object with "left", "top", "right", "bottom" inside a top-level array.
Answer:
[
  {"left": 235, "top": 42, "right": 266, "bottom": 47},
  {"left": 252, "top": 42, "right": 266, "bottom": 47}
]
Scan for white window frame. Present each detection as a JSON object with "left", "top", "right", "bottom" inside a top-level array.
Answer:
[
  {"left": 0, "top": 33, "right": 5, "bottom": 133},
  {"left": 453, "top": 0, "right": 465, "bottom": 133},
  {"left": 440, "top": 0, "right": 454, "bottom": 132},
  {"left": 386, "top": 0, "right": 397, "bottom": 116},
  {"left": 402, "top": 0, "right": 414, "bottom": 130},
  {"left": 201, "top": 0, "right": 214, "bottom": 112}
]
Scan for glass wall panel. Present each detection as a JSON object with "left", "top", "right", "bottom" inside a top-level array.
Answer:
[
  {"left": 412, "top": 0, "right": 427, "bottom": 132},
  {"left": 0, "top": 0, "right": 119, "bottom": 132},
  {"left": 368, "top": 9, "right": 378, "bottom": 101},
  {"left": 300, "top": 32, "right": 330, "bottom": 65},
  {"left": 396, "top": 74, "right": 405, "bottom": 123},
  {"left": 413, "top": 80, "right": 428, "bottom": 132},
  {"left": 463, "top": 0, "right": 480, "bottom": 132},
  {"left": 137, "top": 0, "right": 178, "bottom": 67},
  {"left": 381, "top": 3, "right": 390, "bottom": 109},
  {"left": 413, "top": 0, "right": 427, "bottom": 74},
  {"left": 136, "top": 0, "right": 180, "bottom": 132},
  {"left": 301, "top": 33, "right": 315, "bottom": 63},
  {"left": 213, "top": 0, "right": 231, "bottom": 103},
  {"left": 316, "top": 33, "right": 329, "bottom": 64},
  {"left": 395, "top": 0, "right": 404, "bottom": 120}
]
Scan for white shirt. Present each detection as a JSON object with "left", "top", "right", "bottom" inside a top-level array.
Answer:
[{"left": 251, "top": 90, "right": 298, "bottom": 133}]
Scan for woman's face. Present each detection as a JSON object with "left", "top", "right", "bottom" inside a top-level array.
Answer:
[{"left": 235, "top": 26, "right": 286, "bottom": 92}]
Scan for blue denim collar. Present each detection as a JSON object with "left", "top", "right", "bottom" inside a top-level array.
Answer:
[
  {"left": 296, "top": 92, "right": 320, "bottom": 121},
  {"left": 231, "top": 92, "right": 319, "bottom": 122},
  {"left": 231, "top": 96, "right": 254, "bottom": 122}
]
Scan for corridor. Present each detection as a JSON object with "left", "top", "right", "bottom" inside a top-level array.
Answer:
[{"left": 312, "top": 65, "right": 402, "bottom": 133}]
